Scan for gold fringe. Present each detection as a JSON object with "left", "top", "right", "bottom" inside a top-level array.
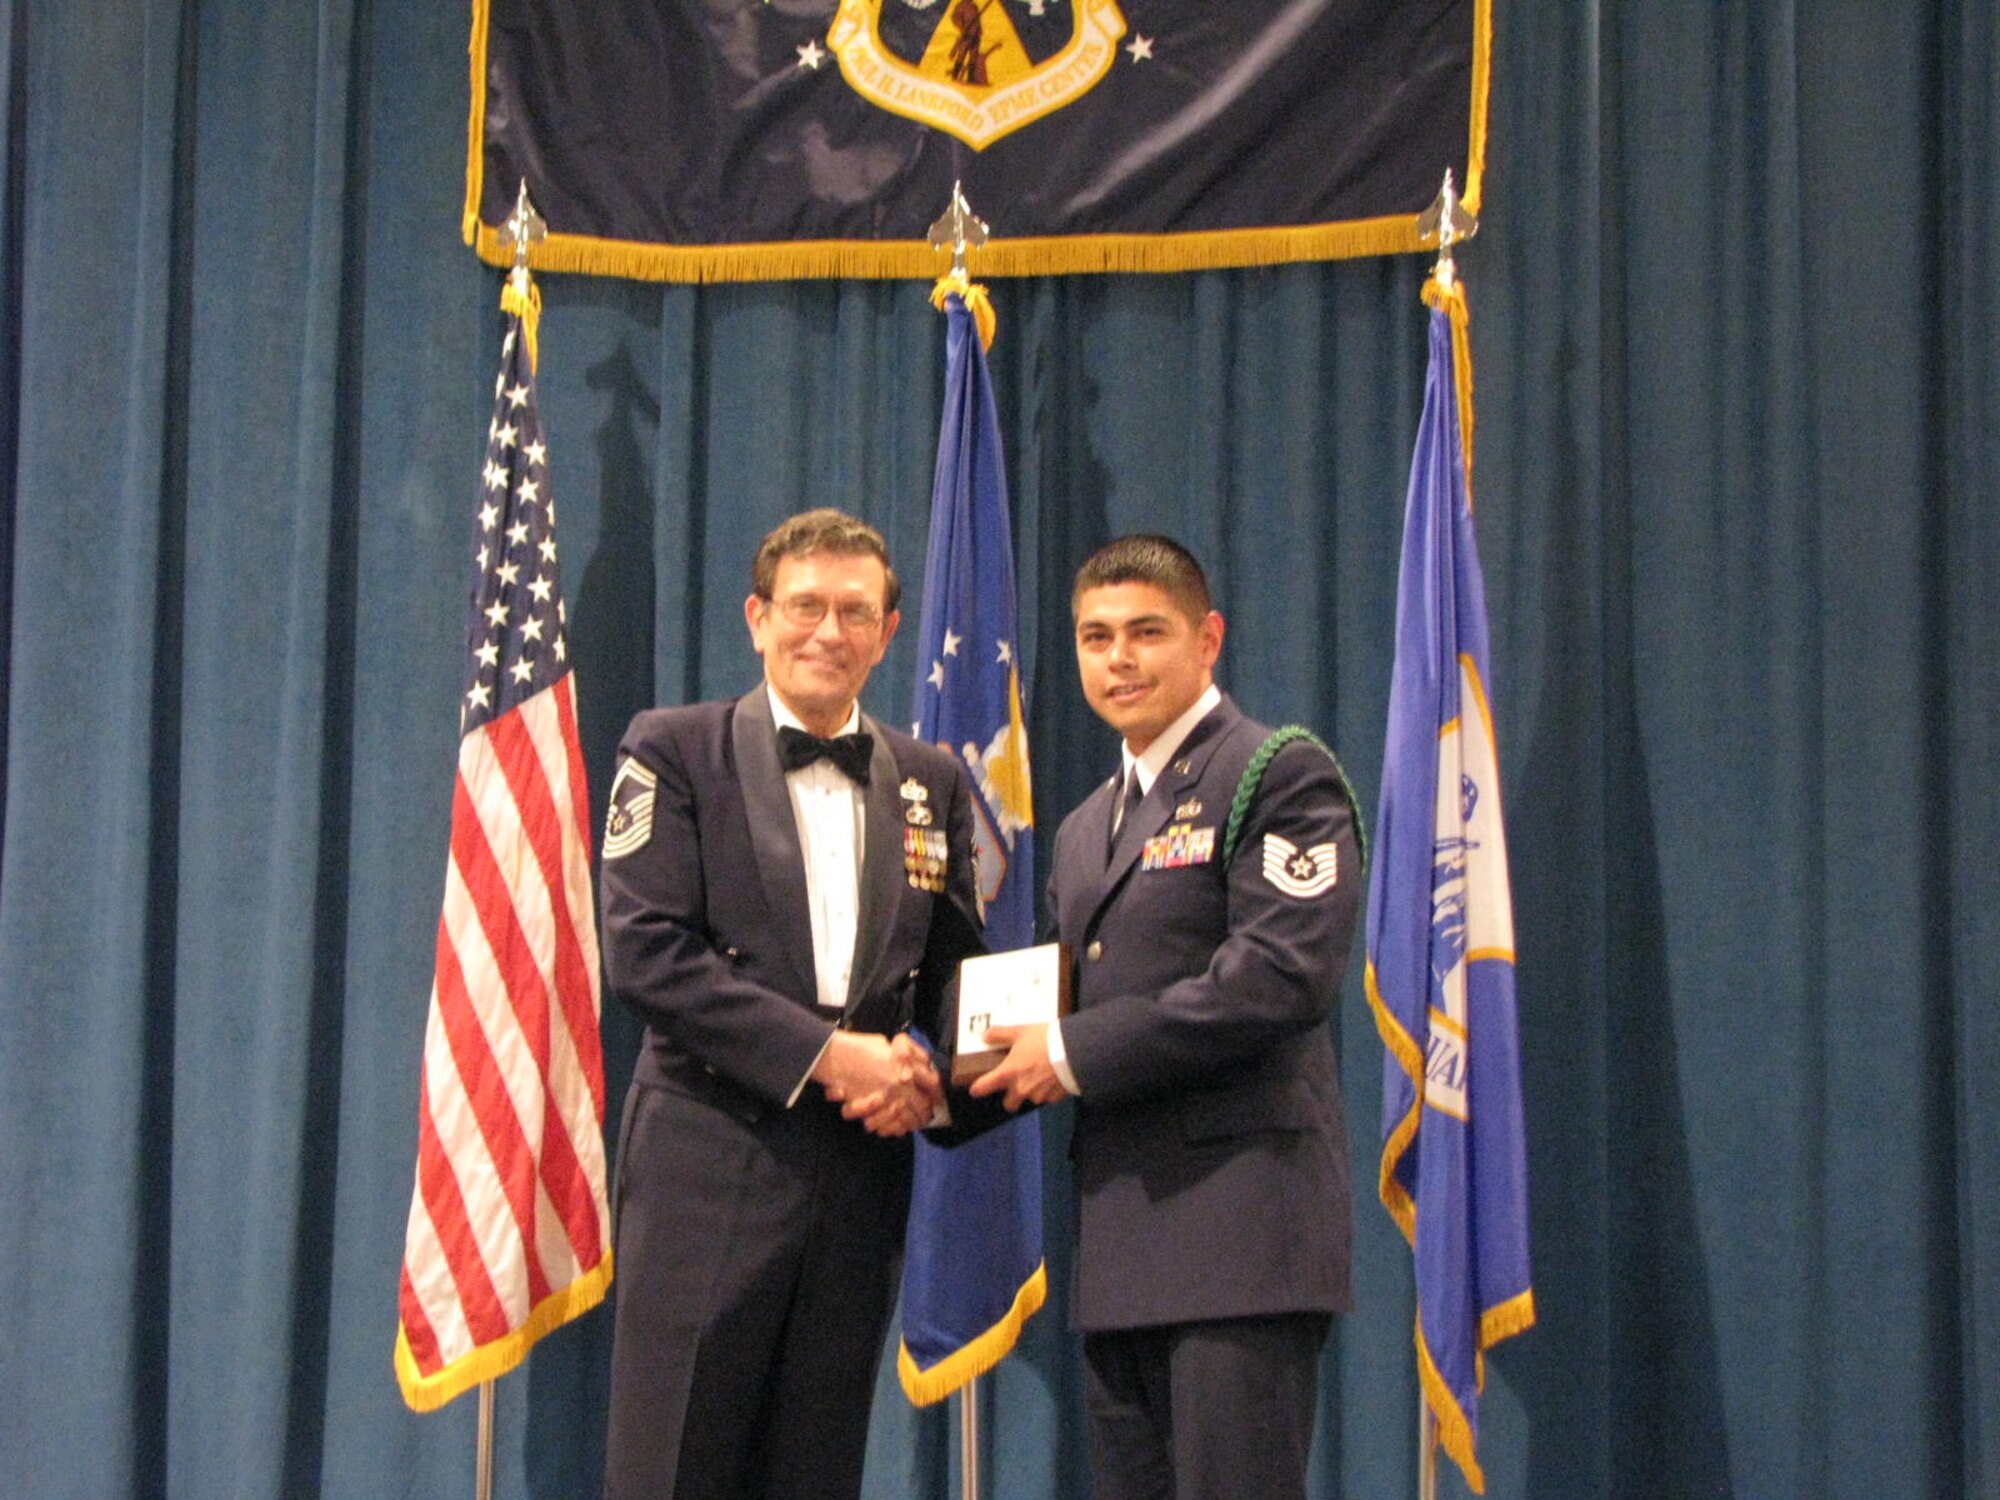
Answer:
[
  {"left": 1462, "top": 0, "right": 1493, "bottom": 217},
  {"left": 1366, "top": 959, "right": 1425, "bottom": 1245},
  {"left": 1480, "top": 1287, "right": 1538, "bottom": 1348},
  {"left": 930, "top": 274, "right": 997, "bottom": 350},
  {"left": 395, "top": 1251, "right": 614, "bottom": 1414},
  {"left": 1416, "top": 1318, "right": 1489, "bottom": 1494},
  {"left": 499, "top": 272, "right": 542, "bottom": 373},
  {"left": 1410, "top": 1286, "right": 1537, "bottom": 1496},
  {"left": 896, "top": 1262, "right": 1049, "bottom": 1407},
  {"left": 462, "top": 0, "right": 490, "bottom": 249},
  {"left": 467, "top": 213, "right": 1434, "bottom": 285}
]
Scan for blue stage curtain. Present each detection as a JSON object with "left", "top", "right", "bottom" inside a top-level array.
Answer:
[{"left": 0, "top": 3, "right": 1994, "bottom": 1498}]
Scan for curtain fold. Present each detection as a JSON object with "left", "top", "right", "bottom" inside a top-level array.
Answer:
[{"left": 1, "top": 2, "right": 1995, "bottom": 1497}]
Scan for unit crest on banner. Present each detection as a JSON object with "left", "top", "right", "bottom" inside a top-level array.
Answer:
[{"left": 828, "top": 0, "right": 1127, "bottom": 149}]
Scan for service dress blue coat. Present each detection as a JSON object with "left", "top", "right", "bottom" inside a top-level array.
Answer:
[{"left": 1050, "top": 695, "right": 1361, "bottom": 1333}]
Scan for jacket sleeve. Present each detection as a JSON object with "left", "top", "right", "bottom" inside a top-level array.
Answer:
[
  {"left": 598, "top": 715, "right": 835, "bottom": 1107},
  {"left": 1058, "top": 740, "right": 1362, "bottom": 1104}
]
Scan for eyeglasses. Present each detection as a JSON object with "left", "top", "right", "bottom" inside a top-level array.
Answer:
[{"left": 768, "top": 593, "right": 885, "bottom": 633}]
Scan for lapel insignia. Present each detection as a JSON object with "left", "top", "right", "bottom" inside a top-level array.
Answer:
[
  {"left": 1172, "top": 758, "right": 1192, "bottom": 776},
  {"left": 904, "top": 826, "right": 949, "bottom": 892},
  {"left": 1140, "top": 822, "right": 1217, "bottom": 872},
  {"left": 1261, "top": 833, "right": 1339, "bottom": 897},
  {"left": 603, "top": 757, "right": 658, "bottom": 860},
  {"left": 1174, "top": 797, "right": 1203, "bottom": 820},
  {"left": 900, "top": 778, "right": 929, "bottom": 803}
]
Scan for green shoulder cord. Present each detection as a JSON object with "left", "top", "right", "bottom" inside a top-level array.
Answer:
[{"left": 1220, "top": 726, "right": 1368, "bottom": 871}]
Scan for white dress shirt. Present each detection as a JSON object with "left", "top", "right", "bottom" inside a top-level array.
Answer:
[
  {"left": 770, "top": 688, "right": 868, "bottom": 1102},
  {"left": 1045, "top": 683, "right": 1223, "bottom": 1096}
]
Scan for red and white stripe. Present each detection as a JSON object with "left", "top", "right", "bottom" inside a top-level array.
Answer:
[{"left": 397, "top": 674, "right": 610, "bottom": 1409}]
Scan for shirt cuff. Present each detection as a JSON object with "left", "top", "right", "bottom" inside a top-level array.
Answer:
[{"left": 1046, "top": 1018, "right": 1082, "bottom": 1097}]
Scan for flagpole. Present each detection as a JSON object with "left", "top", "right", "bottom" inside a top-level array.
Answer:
[
  {"left": 476, "top": 1380, "right": 496, "bottom": 1500},
  {"left": 929, "top": 181, "right": 996, "bottom": 1500},
  {"left": 475, "top": 185, "right": 544, "bottom": 1500},
  {"left": 1418, "top": 1395, "right": 1437, "bottom": 1500},
  {"left": 959, "top": 1378, "right": 980, "bottom": 1500},
  {"left": 1410, "top": 170, "right": 1478, "bottom": 1500}
]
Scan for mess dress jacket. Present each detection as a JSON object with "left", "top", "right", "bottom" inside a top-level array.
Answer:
[
  {"left": 1049, "top": 695, "right": 1361, "bottom": 1332},
  {"left": 602, "top": 686, "right": 983, "bottom": 1111}
]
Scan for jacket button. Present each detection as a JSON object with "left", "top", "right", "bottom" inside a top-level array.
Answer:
[{"left": 1086, "top": 940, "right": 1103, "bottom": 961}]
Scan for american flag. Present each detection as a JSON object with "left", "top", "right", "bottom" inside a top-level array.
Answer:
[{"left": 395, "top": 278, "right": 613, "bottom": 1412}]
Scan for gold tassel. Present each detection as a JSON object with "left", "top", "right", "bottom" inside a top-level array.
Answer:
[
  {"left": 499, "top": 271, "right": 541, "bottom": 373},
  {"left": 929, "top": 273, "right": 996, "bottom": 350},
  {"left": 1421, "top": 274, "right": 1476, "bottom": 501}
]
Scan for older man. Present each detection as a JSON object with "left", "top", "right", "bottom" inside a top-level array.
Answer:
[{"left": 600, "top": 509, "right": 983, "bottom": 1500}]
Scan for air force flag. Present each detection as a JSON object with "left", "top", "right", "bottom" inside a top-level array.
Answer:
[
  {"left": 897, "top": 283, "right": 1046, "bottom": 1403},
  {"left": 1365, "top": 276, "right": 1534, "bottom": 1493}
]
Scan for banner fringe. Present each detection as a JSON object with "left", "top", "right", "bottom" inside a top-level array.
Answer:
[
  {"left": 468, "top": 216, "right": 1436, "bottom": 285},
  {"left": 1463, "top": 0, "right": 1493, "bottom": 215},
  {"left": 462, "top": 0, "right": 490, "bottom": 249}
]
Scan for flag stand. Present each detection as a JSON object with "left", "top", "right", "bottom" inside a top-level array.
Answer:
[{"left": 476, "top": 1380, "right": 496, "bottom": 1500}]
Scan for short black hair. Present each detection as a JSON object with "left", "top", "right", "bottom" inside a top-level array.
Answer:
[
  {"left": 1071, "top": 534, "right": 1212, "bottom": 622},
  {"left": 750, "top": 508, "right": 901, "bottom": 614}
]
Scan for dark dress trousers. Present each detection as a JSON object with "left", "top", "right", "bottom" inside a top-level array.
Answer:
[
  {"left": 1049, "top": 695, "right": 1362, "bottom": 1499},
  {"left": 598, "top": 686, "right": 984, "bottom": 1500}
]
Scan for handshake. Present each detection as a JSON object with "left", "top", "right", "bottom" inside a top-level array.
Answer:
[{"left": 811, "top": 1030, "right": 943, "bottom": 1137}]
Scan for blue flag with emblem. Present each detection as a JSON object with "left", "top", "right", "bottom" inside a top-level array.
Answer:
[
  {"left": 897, "top": 282, "right": 1046, "bottom": 1404},
  {"left": 1365, "top": 276, "right": 1534, "bottom": 1493}
]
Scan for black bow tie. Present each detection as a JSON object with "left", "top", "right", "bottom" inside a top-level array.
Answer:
[{"left": 777, "top": 725, "right": 873, "bottom": 784}]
